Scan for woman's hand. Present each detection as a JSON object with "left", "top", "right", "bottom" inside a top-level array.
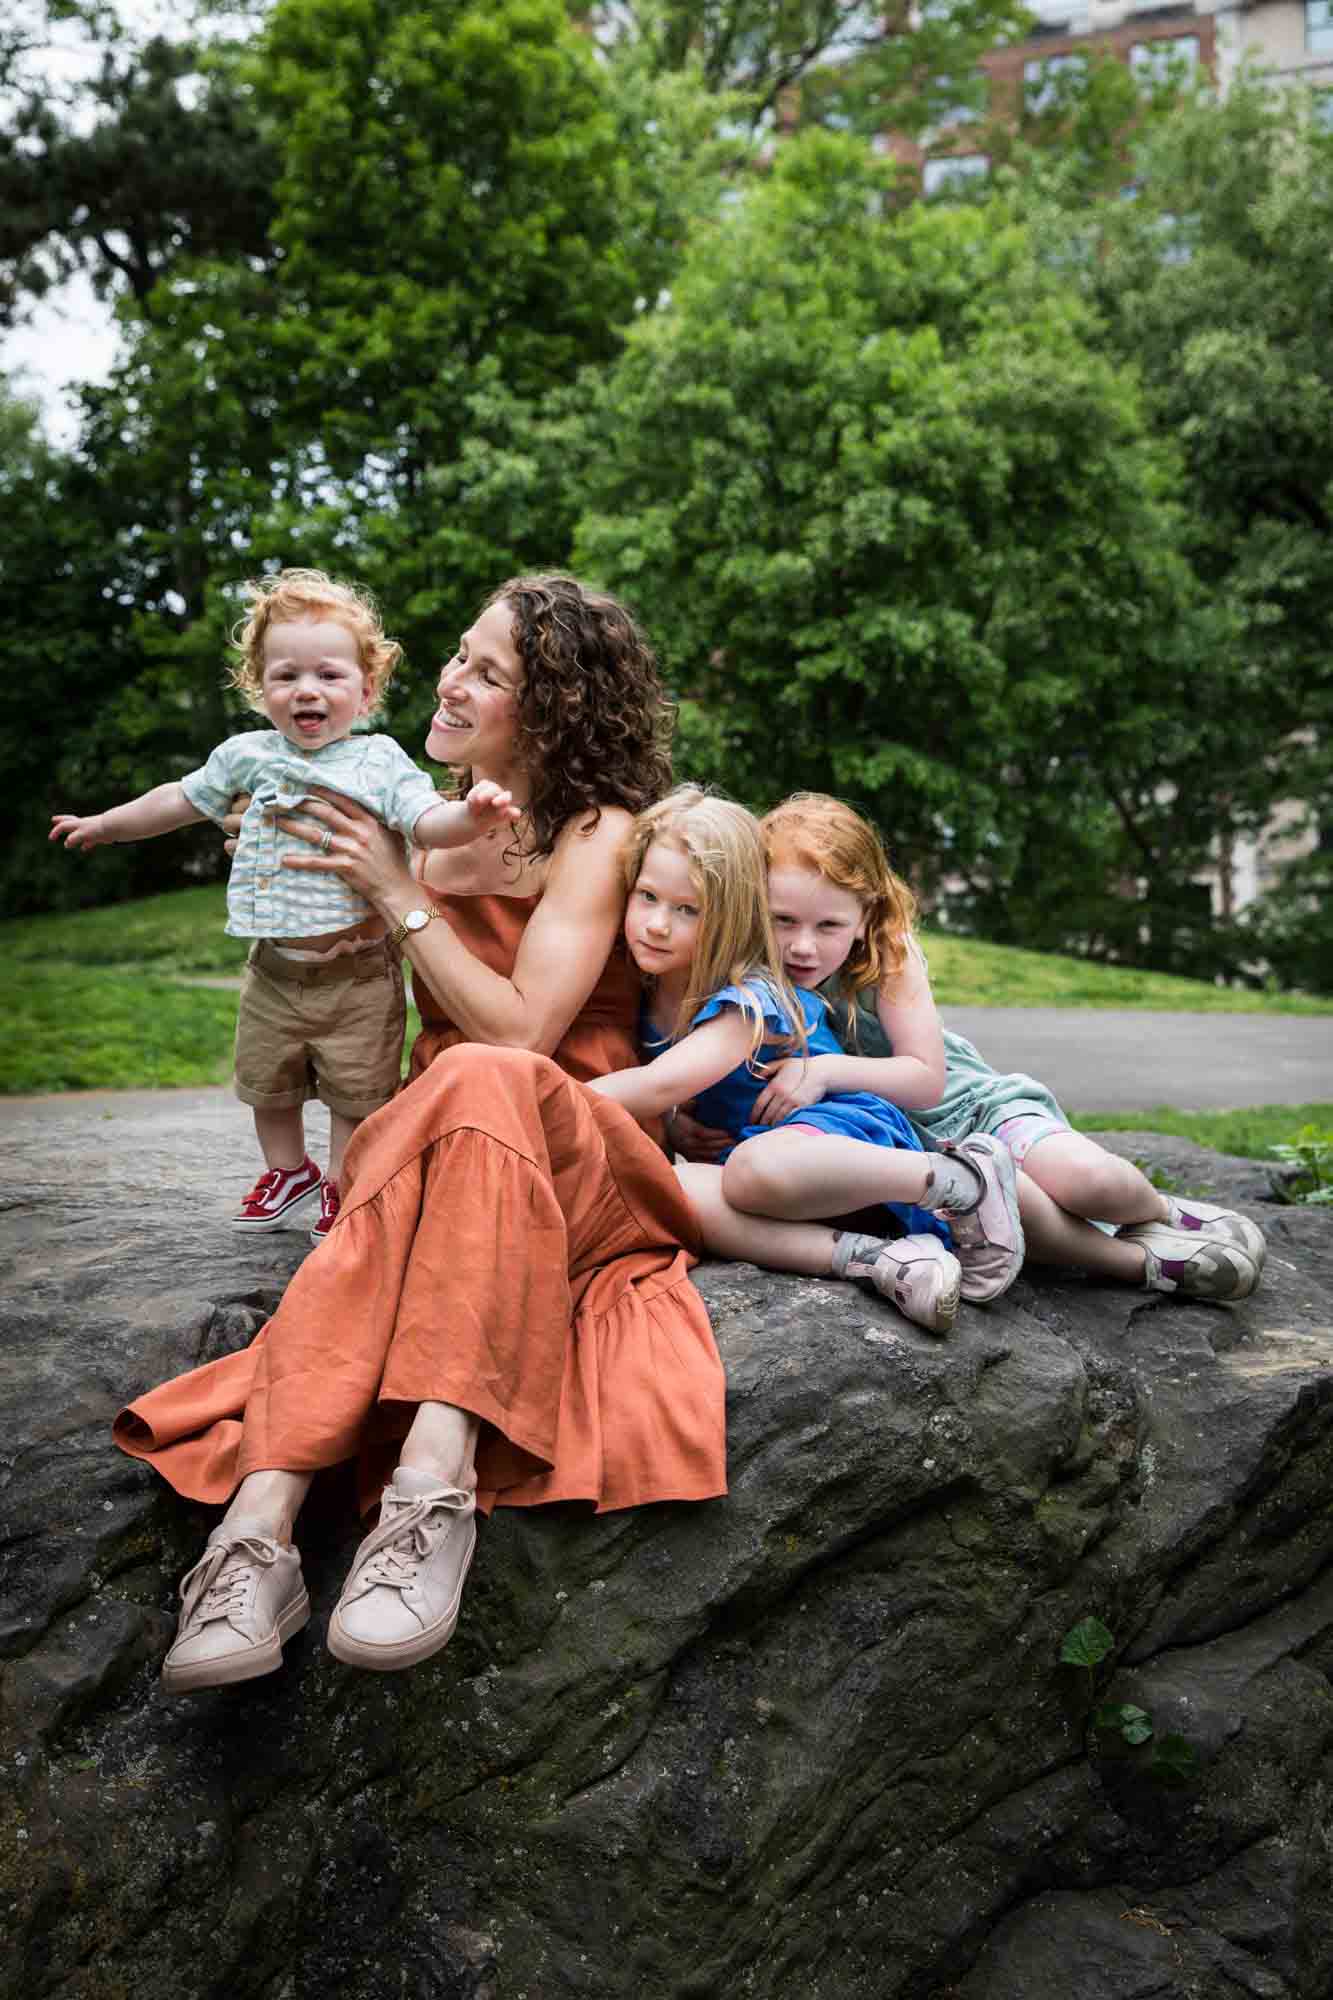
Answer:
[
  {"left": 221, "top": 791, "right": 252, "bottom": 858},
  {"left": 666, "top": 1101, "right": 731, "bottom": 1163},
  {"left": 750, "top": 1054, "right": 832, "bottom": 1126},
  {"left": 274, "top": 787, "right": 414, "bottom": 909}
]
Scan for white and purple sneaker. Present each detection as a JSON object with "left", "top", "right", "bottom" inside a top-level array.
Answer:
[
  {"left": 1134, "top": 1225, "right": 1260, "bottom": 1302},
  {"left": 1121, "top": 1196, "right": 1266, "bottom": 1269}
]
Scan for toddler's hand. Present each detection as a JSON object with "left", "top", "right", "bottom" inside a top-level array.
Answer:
[
  {"left": 50, "top": 812, "right": 111, "bottom": 851},
  {"left": 463, "top": 780, "right": 523, "bottom": 840},
  {"left": 752, "top": 1056, "right": 830, "bottom": 1125}
]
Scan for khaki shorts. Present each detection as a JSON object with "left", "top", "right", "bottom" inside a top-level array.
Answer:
[{"left": 234, "top": 939, "right": 405, "bottom": 1119}]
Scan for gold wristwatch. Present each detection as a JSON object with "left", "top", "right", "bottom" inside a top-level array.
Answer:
[{"left": 388, "top": 906, "right": 438, "bottom": 948}]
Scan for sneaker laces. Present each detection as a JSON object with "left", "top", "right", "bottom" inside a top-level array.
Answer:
[
  {"left": 179, "top": 1534, "right": 280, "bottom": 1626},
  {"left": 348, "top": 1490, "right": 469, "bottom": 1599}
]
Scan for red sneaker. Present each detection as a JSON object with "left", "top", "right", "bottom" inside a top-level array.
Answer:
[
  {"left": 310, "top": 1179, "right": 341, "bottom": 1245},
  {"left": 232, "top": 1156, "right": 323, "bottom": 1232}
]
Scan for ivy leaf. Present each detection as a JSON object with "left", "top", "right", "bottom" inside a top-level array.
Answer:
[
  {"left": 1093, "top": 1702, "right": 1154, "bottom": 1745},
  {"left": 1149, "top": 1733, "right": 1201, "bottom": 1787},
  {"left": 1059, "top": 1616, "right": 1115, "bottom": 1668}
]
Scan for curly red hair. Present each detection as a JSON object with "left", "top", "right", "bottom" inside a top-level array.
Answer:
[{"left": 229, "top": 568, "right": 402, "bottom": 714}]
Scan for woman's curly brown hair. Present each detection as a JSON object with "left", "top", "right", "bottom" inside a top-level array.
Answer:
[{"left": 462, "top": 575, "right": 673, "bottom": 859}]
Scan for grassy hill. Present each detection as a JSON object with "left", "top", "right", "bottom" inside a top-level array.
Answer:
[{"left": 2, "top": 884, "right": 1329, "bottom": 1100}]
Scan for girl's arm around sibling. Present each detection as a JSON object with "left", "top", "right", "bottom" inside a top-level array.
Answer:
[
  {"left": 750, "top": 949, "right": 945, "bottom": 1126},
  {"left": 588, "top": 1012, "right": 755, "bottom": 1124}
]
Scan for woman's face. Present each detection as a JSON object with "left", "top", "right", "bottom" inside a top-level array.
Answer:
[{"left": 427, "top": 597, "right": 524, "bottom": 773}]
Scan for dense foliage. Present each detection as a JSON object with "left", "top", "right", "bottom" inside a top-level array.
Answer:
[{"left": 0, "top": 5, "right": 1328, "bottom": 986}]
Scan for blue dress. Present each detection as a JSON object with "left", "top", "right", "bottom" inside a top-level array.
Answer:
[{"left": 645, "top": 979, "right": 950, "bottom": 1246}]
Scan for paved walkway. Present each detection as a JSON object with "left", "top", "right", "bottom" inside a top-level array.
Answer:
[
  {"left": 0, "top": 1011, "right": 1326, "bottom": 1181},
  {"left": 940, "top": 1008, "right": 1331, "bottom": 1112}
]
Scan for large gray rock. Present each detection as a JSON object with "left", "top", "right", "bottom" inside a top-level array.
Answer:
[{"left": 2, "top": 1127, "right": 1331, "bottom": 2000}]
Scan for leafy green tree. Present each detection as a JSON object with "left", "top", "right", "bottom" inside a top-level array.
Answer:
[
  {"left": 249, "top": 0, "right": 640, "bottom": 482},
  {"left": 573, "top": 130, "right": 1208, "bottom": 957},
  {"left": 0, "top": 11, "right": 277, "bottom": 322},
  {"left": 591, "top": 0, "right": 1030, "bottom": 138},
  {"left": 0, "top": 386, "right": 228, "bottom": 917},
  {"left": 1036, "top": 78, "right": 1333, "bottom": 981}
]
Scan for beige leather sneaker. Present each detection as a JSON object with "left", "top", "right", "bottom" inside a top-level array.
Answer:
[
  {"left": 327, "top": 1469, "right": 477, "bottom": 1672},
  {"left": 161, "top": 1521, "right": 309, "bottom": 1696}
]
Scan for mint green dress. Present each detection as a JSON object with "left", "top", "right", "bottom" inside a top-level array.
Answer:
[{"left": 823, "top": 987, "right": 1069, "bottom": 1146}]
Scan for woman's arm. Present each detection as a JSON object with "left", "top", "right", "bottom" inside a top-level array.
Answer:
[
  {"left": 749, "top": 950, "right": 946, "bottom": 1123},
  {"left": 278, "top": 789, "right": 634, "bottom": 1055},
  {"left": 588, "top": 1013, "right": 754, "bottom": 1121}
]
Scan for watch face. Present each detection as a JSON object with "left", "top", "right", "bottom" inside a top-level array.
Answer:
[{"left": 405, "top": 909, "right": 430, "bottom": 932}]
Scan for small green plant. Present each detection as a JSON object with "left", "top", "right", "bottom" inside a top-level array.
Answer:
[
  {"left": 1058, "top": 1616, "right": 1199, "bottom": 1785},
  {"left": 1268, "top": 1124, "right": 1333, "bottom": 1206},
  {"left": 1132, "top": 1158, "right": 1181, "bottom": 1195}
]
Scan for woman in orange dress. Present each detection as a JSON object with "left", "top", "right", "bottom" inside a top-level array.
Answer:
[{"left": 115, "top": 574, "right": 727, "bottom": 1693}]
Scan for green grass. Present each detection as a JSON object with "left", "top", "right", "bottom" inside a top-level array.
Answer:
[
  {"left": 6, "top": 884, "right": 250, "bottom": 974},
  {"left": 1, "top": 884, "right": 1328, "bottom": 1095},
  {"left": 5, "top": 964, "right": 241, "bottom": 1093},
  {"left": 923, "top": 928, "right": 1333, "bottom": 1014},
  {"left": 1078, "top": 1103, "right": 1333, "bottom": 1161}
]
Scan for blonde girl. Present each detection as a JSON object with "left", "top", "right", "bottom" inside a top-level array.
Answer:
[
  {"left": 676, "top": 794, "right": 1264, "bottom": 1303},
  {"left": 589, "top": 788, "right": 1029, "bottom": 1334}
]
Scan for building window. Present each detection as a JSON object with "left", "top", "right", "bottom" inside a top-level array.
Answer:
[
  {"left": 1130, "top": 36, "right": 1200, "bottom": 82},
  {"left": 1024, "top": 53, "right": 1089, "bottom": 114},
  {"left": 932, "top": 75, "right": 985, "bottom": 128},
  {"left": 1309, "top": 0, "right": 1333, "bottom": 53},
  {"left": 922, "top": 153, "right": 990, "bottom": 196}
]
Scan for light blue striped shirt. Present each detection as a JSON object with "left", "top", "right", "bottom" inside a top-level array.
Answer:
[{"left": 181, "top": 729, "right": 442, "bottom": 939}]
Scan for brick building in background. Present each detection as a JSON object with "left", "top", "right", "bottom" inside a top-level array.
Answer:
[
  {"left": 879, "top": 2, "right": 1329, "bottom": 932},
  {"left": 894, "top": 0, "right": 1333, "bottom": 193}
]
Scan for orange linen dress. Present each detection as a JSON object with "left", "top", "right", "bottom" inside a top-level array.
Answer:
[{"left": 113, "top": 894, "right": 727, "bottom": 1515}]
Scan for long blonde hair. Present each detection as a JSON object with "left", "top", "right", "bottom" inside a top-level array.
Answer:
[
  {"left": 622, "top": 786, "right": 807, "bottom": 1061},
  {"left": 760, "top": 793, "right": 919, "bottom": 1007}
]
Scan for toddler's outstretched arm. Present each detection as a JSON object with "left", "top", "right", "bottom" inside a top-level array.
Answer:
[
  {"left": 50, "top": 782, "right": 205, "bottom": 852},
  {"left": 589, "top": 1012, "right": 754, "bottom": 1122},
  {"left": 412, "top": 780, "right": 523, "bottom": 851}
]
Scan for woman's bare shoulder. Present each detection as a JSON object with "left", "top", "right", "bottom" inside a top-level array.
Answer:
[{"left": 552, "top": 800, "right": 632, "bottom": 848}]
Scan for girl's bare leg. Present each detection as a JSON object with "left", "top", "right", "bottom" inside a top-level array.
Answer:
[
  {"left": 1016, "top": 1171, "right": 1146, "bottom": 1280},
  {"left": 723, "top": 1127, "right": 933, "bottom": 1221},
  {"left": 677, "top": 1160, "right": 960, "bottom": 1332},
  {"left": 1020, "top": 1131, "right": 1168, "bottom": 1228},
  {"left": 675, "top": 1161, "right": 839, "bottom": 1275}
]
